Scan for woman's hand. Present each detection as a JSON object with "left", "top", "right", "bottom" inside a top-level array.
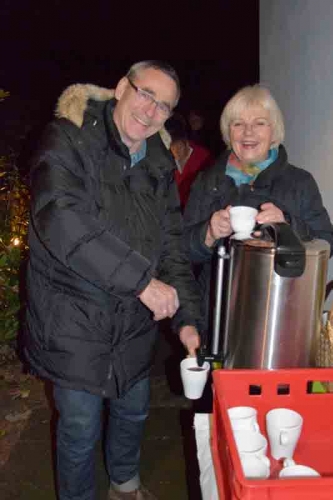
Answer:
[
  {"left": 205, "top": 207, "right": 232, "bottom": 247},
  {"left": 256, "top": 202, "right": 286, "bottom": 225}
]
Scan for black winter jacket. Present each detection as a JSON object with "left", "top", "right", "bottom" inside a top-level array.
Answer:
[
  {"left": 25, "top": 88, "right": 201, "bottom": 398},
  {"left": 184, "top": 146, "right": 333, "bottom": 327}
]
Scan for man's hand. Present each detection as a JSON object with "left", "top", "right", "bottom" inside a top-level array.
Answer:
[
  {"left": 205, "top": 207, "right": 232, "bottom": 247},
  {"left": 179, "top": 325, "right": 201, "bottom": 356},
  {"left": 138, "top": 278, "right": 180, "bottom": 321}
]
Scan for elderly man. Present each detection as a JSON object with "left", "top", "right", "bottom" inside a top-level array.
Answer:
[{"left": 25, "top": 61, "right": 201, "bottom": 500}]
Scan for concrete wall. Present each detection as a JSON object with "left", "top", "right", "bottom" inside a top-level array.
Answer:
[{"left": 260, "top": 0, "right": 333, "bottom": 300}]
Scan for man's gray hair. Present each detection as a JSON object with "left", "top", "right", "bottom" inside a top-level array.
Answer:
[
  {"left": 220, "top": 84, "right": 285, "bottom": 148},
  {"left": 126, "top": 60, "right": 181, "bottom": 105}
]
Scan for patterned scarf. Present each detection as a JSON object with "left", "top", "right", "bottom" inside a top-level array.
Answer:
[{"left": 225, "top": 148, "right": 278, "bottom": 186}]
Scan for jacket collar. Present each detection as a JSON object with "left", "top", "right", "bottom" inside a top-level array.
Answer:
[{"left": 103, "top": 99, "right": 131, "bottom": 160}]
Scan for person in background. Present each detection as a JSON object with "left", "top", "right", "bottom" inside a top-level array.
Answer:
[
  {"left": 166, "top": 113, "right": 214, "bottom": 210},
  {"left": 25, "top": 60, "right": 201, "bottom": 500},
  {"left": 187, "top": 108, "right": 206, "bottom": 146},
  {"left": 187, "top": 107, "right": 222, "bottom": 156},
  {"left": 184, "top": 84, "right": 333, "bottom": 328}
]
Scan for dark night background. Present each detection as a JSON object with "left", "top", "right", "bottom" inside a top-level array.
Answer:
[{"left": 0, "top": 0, "right": 259, "bottom": 157}]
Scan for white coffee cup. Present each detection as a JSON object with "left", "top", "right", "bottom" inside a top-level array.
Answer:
[
  {"left": 279, "top": 459, "right": 320, "bottom": 478},
  {"left": 233, "top": 430, "right": 269, "bottom": 459},
  {"left": 180, "top": 357, "right": 210, "bottom": 400},
  {"left": 229, "top": 206, "right": 258, "bottom": 237},
  {"left": 241, "top": 455, "right": 270, "bottom": 479},
  {"left": 266, "top": 408, "right": 303, "bottom": 460},
  {"left": 228, "top": 406, "right": 259, "bottom": 433}
]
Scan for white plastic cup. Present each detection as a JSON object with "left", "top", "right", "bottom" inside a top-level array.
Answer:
[
  {"left": 180, "top": 357, "right": 210, "bottom": 400},
  {"left": 279, "top": 459, "right": 320, "bottom": 478},
  {"left": 228, "top": 406, "right": 260, "bottom": 433},
  {"left": 229, "top": 206, "right": 258, "bottom": 236},
  {"left": 241, "top": 455, "right": 270, "bottom": 479},
  {"left": 266, "top": 408, "right": 303, "bottom": 460}
]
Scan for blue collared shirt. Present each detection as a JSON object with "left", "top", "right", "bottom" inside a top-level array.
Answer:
[{"left": 130, "top": 140, "right": 147, "bottom": 167}]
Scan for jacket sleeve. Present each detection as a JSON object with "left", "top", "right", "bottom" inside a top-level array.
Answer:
[
  {"left": 155, "top": 173, "right": 202, "bottom": 332},
  {"left": 183, "top": 165, "right": 234, "bottom": 263},
  {"left": 30, "top": 122, "right": 153, "bottom": 297},
  {"left": 285, "top": 170, "right": 333, "bottom": 256}
]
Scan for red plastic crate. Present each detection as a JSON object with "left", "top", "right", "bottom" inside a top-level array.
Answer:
[{"left": 211, "top": 368, "right": 333, "bottom": 499}]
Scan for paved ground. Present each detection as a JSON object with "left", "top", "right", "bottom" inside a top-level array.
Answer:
[{"left": 0, "top": 327, "right": 205, "bottom": 499}]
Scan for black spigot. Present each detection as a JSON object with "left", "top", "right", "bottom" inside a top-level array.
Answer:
[
  {"left": 196, "top": 347, "right": 206, "bottom": 367},
  {"left": 196, "top": 346, "right": 222, "bottom": 367}
]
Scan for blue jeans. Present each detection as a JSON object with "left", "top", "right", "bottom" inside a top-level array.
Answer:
[{"left": 53, "top": 378, "right": 150, "bottom": 500}]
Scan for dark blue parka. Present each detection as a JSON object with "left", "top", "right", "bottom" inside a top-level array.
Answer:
[{"left": 25, "top": 85, "right": 201, "bottom": 398}]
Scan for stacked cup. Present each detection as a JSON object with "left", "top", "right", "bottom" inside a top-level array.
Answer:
[{"left": 228, "top": 406, "right": 270, "bottom": 479}]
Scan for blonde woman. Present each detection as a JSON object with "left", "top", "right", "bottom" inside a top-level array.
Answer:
[{"left": 184, "top": 84, "right": 333, "bottom": 324}]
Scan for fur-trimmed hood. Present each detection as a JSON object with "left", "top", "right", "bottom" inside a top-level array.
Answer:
[
  {"left": 55, "top": 83, "right": 171, "bottom": 148},
  {"left": 55, "top": 84, "right": 115, "bottom": 128}
]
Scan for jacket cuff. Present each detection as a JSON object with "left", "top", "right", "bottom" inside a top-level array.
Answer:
[
  {"left": 189, "top": 221, "right": 215, "bottom": 262},
  {"left": 134, "top": 269, "right": 153, "bottom": 296}
]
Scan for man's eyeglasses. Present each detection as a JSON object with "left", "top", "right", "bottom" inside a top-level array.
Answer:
[{"left": 127, "top": 78, "right": 173, "bottom": 117}]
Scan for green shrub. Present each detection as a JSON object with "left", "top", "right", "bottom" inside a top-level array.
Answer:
[
  {"left": 0, "top": 239, "right": 22, "bottom": 343},
  {"left": 0, "top": 91, "right": 30, "bottom": 345}
]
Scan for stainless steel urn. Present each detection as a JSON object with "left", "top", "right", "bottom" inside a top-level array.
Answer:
[{"left": 222, "top": 224, "right": 330, "bottom": 369}]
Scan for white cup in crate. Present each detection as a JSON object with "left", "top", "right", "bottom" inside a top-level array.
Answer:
[
  {"left": 228, "top": 406, "right": 259, "bottom": 433},
  {"left": 233, "top": 430, "right": 268, "bottom": 458},
  {"left": 266, "top": 408, "right": 303, "bottom": 460},
  {"left": 241, "top": 455, "right": 270, "bottom": 479},
  {"left": 234, "top": 430, "right": 270, "bottom": 478}
]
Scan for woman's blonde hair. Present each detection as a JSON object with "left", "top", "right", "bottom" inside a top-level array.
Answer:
[{"left": 220, "top": 84, "right": 285, "bottom": 148}]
